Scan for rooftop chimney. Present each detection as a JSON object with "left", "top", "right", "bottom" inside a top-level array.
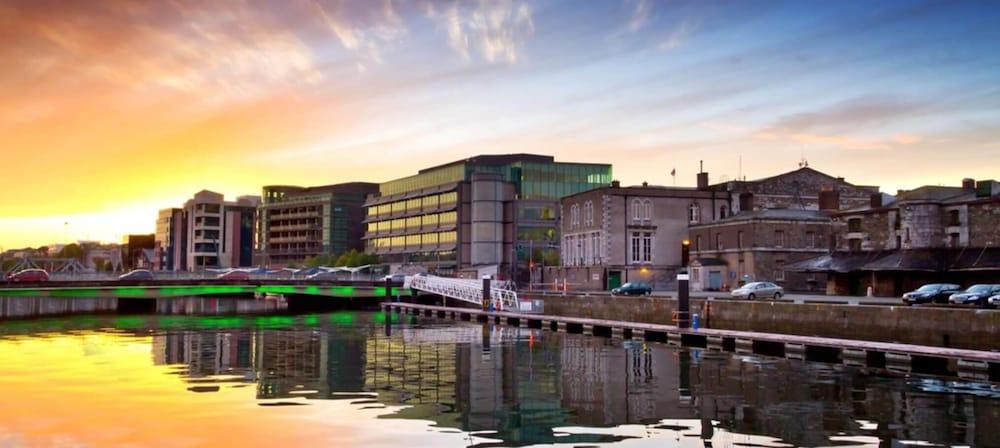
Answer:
[
  {"left": 696, "top": 160, "right": 709, "bottom": 190},
  {"left": 962, "top": 178, "right": 975, "bottom": 190},
  {"left": 870, "top": 193, "right": 882, "bottom": 209},
  {"left": 611, "top": 180, "right": 621, "bottom": 188},
  {"left": 642, "top": 181, "right": 648, "bottom": 187},
  {"left": 819, "top": 188, "right": 840, "bottom": 211},
  {"left": 738, "top": 192, "right": 754, "bottom": 211}
]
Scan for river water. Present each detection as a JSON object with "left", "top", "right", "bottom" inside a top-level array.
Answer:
[{"left": 0, "top": 309, "right": 997, "bottom": 447}]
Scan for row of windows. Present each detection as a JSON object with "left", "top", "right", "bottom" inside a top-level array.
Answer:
[
  {"left": 694, "top": 230, "right": 823, "bottom": 251},
  {"left": 367, "top": 192, "right": 458, "bottom": 218},
  {"left": 569, "top": 201, "right": 595, "bottom": 229},
  {"left": 630, "top": 232, "right": 653, "bottom": 264},
  {"left": 369, "top": 231, "right": 458, "bottom": 250},
  {"left": 367, "top": 211, "right": 458, "bottom": 233},
  {"left": 563, "top": 232, "right": 603, "bottom": 267}
]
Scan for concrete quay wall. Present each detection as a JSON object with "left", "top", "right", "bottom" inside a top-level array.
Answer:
[{"left": 531, "top": 294, "right": 999, "bottom": 351}]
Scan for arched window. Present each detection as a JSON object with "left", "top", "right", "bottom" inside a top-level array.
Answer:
[
  {"left": 632, "top": 199, "right": 642, "bottom": 222},
  {"left": 584, "top": 201, "right": 594, "bottom": 226},
  {"left": 643, "top": 200, "right": 652, "bottom": 221},
  {"left": 689, "top": 204, "right": 700, "bottom": 224},
  {"left": 570, "top": 204, "right": 580, "bottom": 229}
]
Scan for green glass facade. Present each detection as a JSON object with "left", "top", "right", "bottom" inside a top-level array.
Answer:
[{"left": 365, "top": 155, "right": 611, "bottom": 279}]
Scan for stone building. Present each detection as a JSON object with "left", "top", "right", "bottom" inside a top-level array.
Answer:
[
  {"left": 684, "top": 167, "right": 878, "bottom": 292},
  {"left": 711, "top": 166, "right": 880, "bottom": 214},
  {"left": 551, "top": 174, "right": 727, "bottom": 290},
  {"left": 688, "top": 209, "right": 835, "bottom": 292},
  {"left": 788, "top": 179, "right": 1000, "bottom": 296}
]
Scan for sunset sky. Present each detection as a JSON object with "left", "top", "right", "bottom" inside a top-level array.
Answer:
[{"left": 1, "top": 0, "right": 998, "bottom": 249}]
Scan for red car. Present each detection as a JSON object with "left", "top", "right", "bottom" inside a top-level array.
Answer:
[
  {"left": 217, "top": 270, "right": 250, "bottom": 281},
  {"left": 7, "top": 269, "right": 49, "bottom": 283}
]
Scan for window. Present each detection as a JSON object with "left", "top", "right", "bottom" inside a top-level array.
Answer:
[
  {"left": 584, "top": 201, "right": 594, "bottom": 226},
  {"left": 570, "top": 204, "right": 580, "bottom": 229},
  {"left": 948, "top": 210, "right": 960, "bottom": 226},
  {"left": 806, "top": 231, "right": 816, "bottom": 248},
  {"left": 439, "top": 211, "right": 457, "bottom": 225},
  {"left": 720, "top": 205, "right": 728, "bottom": 220},
  {"left": 643, "top": 200, "right": 652, "bottom": 221},
  {"left": 892, "top": 212, "right": 900, "bottom": 230},
  {"left": 895, "top": 235, "right": 902, "bottom": 249},
  {"left": 949, "top": 232, "right": 961, "bottom": 247},
  {"left": 422, "top": 195, "right": 439, "bottom": 209},
  {"left": 592, "top": 232, "right": 600, "bottom": 264},
  {"left": 696, "top": 235, "right": 702, "bottom": 252},
  {"left": 848, "top": 218, "right": 862, "bottom": 233},
  {"left": 775, "top": 230, "right": 785, "bottom": 248},
  {"left": 716, "top": 233, "right": 724, "bottom": 250},
  {"left": 689, "top": 204, "right": 700, "bottom": 224},
  {"left": 849, "top": 238, "right": 862, "bottom": 251},
  {"left": 631, "top": 232, "right": 641, "bottom": 263},
  {"left": 775, "top": 260, "right": 785, "bottom": 281},
  {"left": 642, "top": 232, "right": 652, "bottom": 262},
  {"left": 632, "top": 199, "right": 642, "bottom": 222}
]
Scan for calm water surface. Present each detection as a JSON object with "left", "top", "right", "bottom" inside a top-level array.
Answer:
[{"left": 0, "top": 311, "right": 998, "bottom": 447}]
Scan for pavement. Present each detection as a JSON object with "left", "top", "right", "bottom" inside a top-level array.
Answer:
[{"left": 521, "top": 289, "right": 920, "bottom": 306}]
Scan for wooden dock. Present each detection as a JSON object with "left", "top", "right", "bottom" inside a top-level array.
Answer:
[{"left": 381, "top": 302, "right": 1000, "bottom": 381}]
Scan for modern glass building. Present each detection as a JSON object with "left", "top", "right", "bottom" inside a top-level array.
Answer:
[
  {"left": 364, "top": 154, "right": 611, "bottom": 279},
  {"left": 258, "top": 182, "right": 379, "bottom": 266}
]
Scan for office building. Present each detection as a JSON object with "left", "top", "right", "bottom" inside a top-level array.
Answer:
[
  {"left": 155, "top": 208, "right": 187, "bottom": 271},
  {"left": 258, "top": 182, "right": 378, "bottom": 267},
  {"left": 182, "top": 191, "right": 260, "bottom": 270},
  {"left": 363, "top": 154, "right": 612, "bottom": 278}
]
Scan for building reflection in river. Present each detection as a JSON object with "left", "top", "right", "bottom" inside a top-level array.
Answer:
[{"left": 150, "top": 315, "right": 1000, "bottom": 447}]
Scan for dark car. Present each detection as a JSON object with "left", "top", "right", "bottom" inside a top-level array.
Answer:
[
  {"left": 6, "top": 269, "right": 49, "bottom": 283},
  {"left": 217, "top": 270, "right": 251, "bottom": 281},
  {"left": 902, "top": 283, "right": 962, "bottom": 305},
  {"left": 949, "top": 284, "right": 1000, "bottom": 306},
  {"left": 611, "top": 282, "right": 652, "bottom": 296},
  {"left": 118, "top": 269, "right": 154, "bottom": 281}
]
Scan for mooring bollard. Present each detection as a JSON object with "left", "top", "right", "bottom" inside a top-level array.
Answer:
[{"left": 692, "top": 313, "right": 700, "bottom": 330}]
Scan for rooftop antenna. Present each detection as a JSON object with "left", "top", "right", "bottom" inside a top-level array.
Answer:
[
  {"left": 798, "top": 152, "right": 809, "bottom": 168},
  {"left": 738, "top": 154, "right": 742, "bottom": 182}
]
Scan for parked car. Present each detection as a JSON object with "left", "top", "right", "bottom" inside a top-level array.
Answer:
[
  {"left": 306, "top": 272, "right": 338, "bottom": 281},
  {"left": 6, "top": 269, "right": 49, "bottom": 283},
  {"left": 949, "top": 284, "right": 1000, "bottom": 306},
  {"left": 731, "top": 282, "right": 784, "bottom": 300},
  {"left": 988, "top": 294, "right": 1000, "bottom": 308},
  {"left": 902, "top": 283, "right": 962, "bottom": 305},
  {"left": 383, "top": 273, "right": 406, "bottom": 283},
  {"left": 217, "top": 270, "right": 250, "bottom": 281},
  {"left": 611, "top": 282, "right": 652, "bottom": 296},
  {"left": 118, "top": 269, "right": 153, "bottom": 281}
]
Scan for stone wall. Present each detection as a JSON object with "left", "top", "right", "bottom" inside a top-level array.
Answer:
[{"left": 533, "top": 294, "right": 999, "bottom": 351}]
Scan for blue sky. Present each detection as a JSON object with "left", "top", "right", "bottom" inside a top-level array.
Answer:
[{"left": 1, "top": 0, "right": 998, "bottom": 246}]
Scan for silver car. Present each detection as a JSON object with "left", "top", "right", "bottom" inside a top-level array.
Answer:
[
  {"left": 731, "top": 282, "right": 784, "bottom": 300},
  {"left": 987, "top": 294, "right": 1000, "bottom": 308}
]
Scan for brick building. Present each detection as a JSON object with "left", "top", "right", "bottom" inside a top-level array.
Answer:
[
  {"left": 552, "top": 173, "right": 727, "bottom": 290},
  {"left": 688, "top": 209, "right": 835, "bottom": 292},
  {"left": 788, "top": 179, "right": 1000, "bottom": 296}
]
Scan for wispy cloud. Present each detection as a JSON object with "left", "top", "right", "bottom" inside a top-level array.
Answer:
[
  {"left": 628, "top": 0, "right": 652, "bottom": 32},
  {"left": 659, "top": 21, "right": 697, "bottom": 51},
  {"left": 429, "top": 0, "right": 535, "bottom": 64}
]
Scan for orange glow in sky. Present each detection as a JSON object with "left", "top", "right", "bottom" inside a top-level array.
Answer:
[{"left": 2, "top": 0, "right": 998, "bottom": 248}]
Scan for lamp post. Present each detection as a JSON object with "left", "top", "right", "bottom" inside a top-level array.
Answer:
[{"left": 677, "top": 239, "right": 691, "bottom": 329}]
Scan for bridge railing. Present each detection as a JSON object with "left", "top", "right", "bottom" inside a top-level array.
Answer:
[{"left": 406, "top": 275, "right": 518, "bottom": 310}]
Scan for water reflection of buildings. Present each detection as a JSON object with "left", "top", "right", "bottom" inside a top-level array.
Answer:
[
  {"left": 0, "top": 297, "right": 117, "bottom": 318},
  {"left": 149, "top": 319, "right": 1000, "bottom": 447}
]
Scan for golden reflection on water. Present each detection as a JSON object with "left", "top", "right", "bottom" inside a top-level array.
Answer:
[{"left": 0, "top": 331, "right": 494, "bottom": 448}]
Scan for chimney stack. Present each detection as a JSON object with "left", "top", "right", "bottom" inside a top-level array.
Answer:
[
  {"left": 642, "top": 181, "right": 648, "bottom": 187},
  {"left": 611, "top": 180, "right": 621, "bottom": 188},
  {"left": 819, "top": 188, "right": 840, "bottom": 211},
  {"left": 870, "top": 193, "right": 883, "bottom": 209},
  {"left": 962, "top": 178, "right": 975, "bottom": 190},
  {"left": 696, "top": 160, "right": 709, "bottom": 190}
]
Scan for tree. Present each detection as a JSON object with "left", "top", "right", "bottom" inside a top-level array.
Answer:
[
  {"left": 334, "top": 249, "right": 377, "bottom": 267},
  {"left": 57, "top": 243, "right": 85, "bottom": 260}
]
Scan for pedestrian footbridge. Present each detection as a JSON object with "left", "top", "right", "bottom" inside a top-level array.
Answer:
[{"left": 406, "top": 275, "right": 518, "bottom": 310}]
